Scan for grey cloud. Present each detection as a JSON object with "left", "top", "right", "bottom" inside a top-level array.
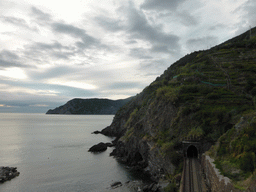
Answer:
[
  {"left": 126, "top": 40, "right": 137, "bottom": 44},
  {"left": 24, "top": 41, "right": 76, "bottom": 62},
  {"left": 129, "top": 48, "right": 153, "bottom": 59},
  {"left": 107, "top": 82, "right": 142, "bottom": 90},
  {"left": 125, "top": 3, "right": 180, "bottom": 54},
  {"left": 0, "top": 16, "right": 34, "bottom": 30},
  {"left": 141, "top": 0, "right": 186, "bottom": 11},
  {"left": 138, "top": 59, "right": 170, "bottom": 76},
  {"left": 158, "top": 10, "right": 199, "bottom": 27},
  {"left": 35, "top": 41, "right": 71, "bottom": 50},
  {"left": 241, "top": 0, "right": 256, "bottom": 27},
  {"left": 176, "top": 11, "right": 198, "bottom": 26},
  {"left": 151, "top": 45, "right": 170, "bottom": 53},
  {"left": 0, "top": 50, "right": 24, "bottom": 68},
  {"left": 95, "top": 16, "right": 123, "bottom": 32},
  {"left": 28, "top": 66, "right": 77, "bottom": 81},
  {"left": 31, "top": 6, "right": 52, "bottom": 22},
  {"left": 52, "top": 23, "right": 87, "bottom": 37},
  {"left": 52, "top": 23, "right": 101, "bottom": 49},
  {"left": 209, "top": 24, "right": 227, "bottom": 31},
  {"left": 186, "top": 36, "right": 219, "bottom": 51},
  {"left": 0, "top": 50, "right": 20, "bottom": 60},
  {"left": 0, "top": 59, "right": 20, "bottom": 68},
  {"left": 233, "top": 1, "right": 256, "bottom": 35}
]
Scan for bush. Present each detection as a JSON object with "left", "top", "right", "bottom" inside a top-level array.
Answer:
[
  {"left": 239, "top": 152, "right": 255, "bottom": 173},
  {"left": 251, "top": 87, "right": 256, "bottom": 96},
  {"left": 179, "top": 85, "right": 199, "bottom": 94},
  {"left": 206, "top": 92, "right": 220, "bottom": 100},
  {"left": 164, "top": 182, "right": 177, "bottom": 192},
  {"left": 188, "top": 127, "right": 204, "bottom": 138}
]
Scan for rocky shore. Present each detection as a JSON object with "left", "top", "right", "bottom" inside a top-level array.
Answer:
[{"left": 0, "top": 167, "right": 20, "bottom": 183}]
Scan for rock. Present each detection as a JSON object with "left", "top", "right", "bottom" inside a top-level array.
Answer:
[
  {"left": 111, "top": 181, "right": 122, "bottom": 188},
  {"left": 92, "top": 130, "right": 101, "bottom": 134},
  {"left": 142, "top": 183, "right": 160, "bottom": 192},
  {"left": 88, "top": 142, "right": 108, "bottom": 152},
  {"left": 105, "top": 142, "right": 114, "bottom": 147},
  {"left": 0, "top": 167, "right": 20, "bottom": 183}
]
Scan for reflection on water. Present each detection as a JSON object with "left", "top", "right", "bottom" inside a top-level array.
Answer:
[{"left": 0, "top": 113, "right": 138, "bottom": 192}]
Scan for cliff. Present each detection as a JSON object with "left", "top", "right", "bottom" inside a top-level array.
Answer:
[
  {"left": 46, "top": 97, "right": 133, "bottom": 115},
  {"left": 101, "top": 27, "right": 256, "bottom": 191}
]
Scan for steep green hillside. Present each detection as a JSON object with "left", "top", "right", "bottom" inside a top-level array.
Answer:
[{"left": 102, "top": 27, "right": 256, "bottom": 190}]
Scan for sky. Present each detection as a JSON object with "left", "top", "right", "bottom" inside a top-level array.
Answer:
[{"left": 0, "top": 0, "right": 255, "bottom": 113}]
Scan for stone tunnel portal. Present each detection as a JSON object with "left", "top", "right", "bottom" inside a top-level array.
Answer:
[{"left": 187, "top": 145, "right": 198, "bottom": 158}]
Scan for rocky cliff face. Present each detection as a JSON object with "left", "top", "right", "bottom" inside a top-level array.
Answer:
[
  {"left": 46, "top": 97, "right": 132, "bottom": 115},
  {"left": 101, "top": 27, "right": 256, "bottom": 190}
]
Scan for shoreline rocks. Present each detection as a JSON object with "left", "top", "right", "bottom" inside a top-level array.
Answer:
[
  {"left": 111, "top": 181, "right": 122, "bottom": 188},
  {"left": 0, "top": 167, "right": 20, "bottom": 183},
  {"left": 88, "top": 142, "right": 109, "bottom": 152}
]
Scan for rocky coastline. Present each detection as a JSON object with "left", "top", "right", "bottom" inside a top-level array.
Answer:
[
  {"left": 90, "top": 131, "right": 169, "bottom": 192},
  {"left": 0, "top": 167, "right": 20, "bottom": 183}
]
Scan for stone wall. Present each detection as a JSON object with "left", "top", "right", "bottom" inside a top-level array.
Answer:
[{"left": 201, "top": 154, "right": 241, "bottom": 192}]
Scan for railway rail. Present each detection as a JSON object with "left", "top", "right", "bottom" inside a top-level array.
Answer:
[{"left": 181, "top": 158, "right": 202, "bottom": 192}]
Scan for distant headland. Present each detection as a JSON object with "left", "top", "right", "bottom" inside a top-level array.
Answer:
[{"left": 46, "top": 97, "right": 133, "bottom": 115}]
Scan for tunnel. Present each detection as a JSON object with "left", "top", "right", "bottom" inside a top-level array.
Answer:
[{"left": 187, "top": 145, "right": 198, "bottom": 158}]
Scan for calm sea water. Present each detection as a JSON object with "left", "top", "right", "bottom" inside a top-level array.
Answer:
[{"left": 0, "top": 113, "right": 138, "bottom": 192}]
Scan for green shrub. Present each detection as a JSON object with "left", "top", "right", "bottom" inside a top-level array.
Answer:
[
  {"left": 162, "top": 142, "right": 174, "bottom": 152},
  {"left": 239, "top": 152, "right": 255, "bottom": 173},
  {"left": 156, "top": 86, "right": 179, "bottom": 103},
  {"left": 164, "top": 182, "right": 177, "bottom": 192},
  {"left": 188, "top": 127, "right": 204, "bottom": 137},
  {"left": 179, "top": 85, "right": 199, "bottom": 94},
  {"left": 251, "top": 87, "right": 256, "bottom": 96},
  {"left": 206, "top": 92, "right": 221, "bottom": 100}
]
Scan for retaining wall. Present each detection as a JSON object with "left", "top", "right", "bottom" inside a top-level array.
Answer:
[{"left": 201, "top": 154, "right": 241, "bottom": 192}]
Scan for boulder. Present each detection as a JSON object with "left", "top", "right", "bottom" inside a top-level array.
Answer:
[
  {"left": 88, "top": 142, "right": 108, "bottom": 152},
  {"left": 0, "top": 167, "right": 20, "bottom": 183},
  {"left": 92, "top": 130, "right": 101, "bottom": 134},
  {"left": 111, "top": 181, "right": 122, "bottom": 188}
]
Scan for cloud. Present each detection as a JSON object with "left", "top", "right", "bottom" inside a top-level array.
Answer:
[
  {"left": 28, "top": 65, "right": 77, "bottom": 81},
  {"left": 31, "top": 6, "right": 52, "bottom": 22},
  {"left": 176, "top": 11, "right": 198, "bottom": 26},
  {"left": 208, "top": 24, "right": 227, "bottom": 31},
  {"left": 52, "top": 23, "right": 99, "bottom": 48},
  {"left": 129, "top": 48, "right": 153, "bottom": 59},
  {"left": 0, "top": 16, "right": 35, "bottom": 30},
  {"left": 186, "top": 36, "right": 219, "bottom": 51},
  {"left": 141, "top": 0, "right": 186, "bottom": 11},
  {"left": 237, "top": 0, "right": 256, "bottom": 30},
  {"left": 0, "top": 50, "right": 27, "bottom": 68},
  {"left": 95, "top": 16, "right": 123, "bottom": 32},
  {"left": 107, "top": 82, "right": 142, "bottom": 90},
  {"left": 26, "top": 41, "right": 75, "bottom": 61},
  {"left": 123, "top": 2, "right": 180, "bottom": 54}
]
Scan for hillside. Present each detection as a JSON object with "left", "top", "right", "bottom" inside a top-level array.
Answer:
[
  {"left": 46, "top": 97, "right": 132, "bottom": 114},
  {"left": 101, "top": 27, "right": 256, "bottom": 191}
]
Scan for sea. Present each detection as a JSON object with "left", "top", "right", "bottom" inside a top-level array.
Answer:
[{"left": 0, "top": 113, "right": 143, "bottom": 192}]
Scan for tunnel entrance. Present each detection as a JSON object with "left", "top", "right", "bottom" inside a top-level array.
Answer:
[{"left": 187, "top": 145, "right": 198, "bottom": 158}]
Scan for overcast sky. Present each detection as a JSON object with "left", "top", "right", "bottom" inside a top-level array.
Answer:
[{"left": 0, "top": 0, "right": 255, "bottom": 113}]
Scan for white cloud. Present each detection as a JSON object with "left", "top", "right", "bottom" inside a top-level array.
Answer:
[{"left": 0, "top": 68, "right": 28, "bottom": 80}]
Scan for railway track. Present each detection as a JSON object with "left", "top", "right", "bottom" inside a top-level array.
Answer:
[{"left": 182, "top": 158, "right": 202, "bottom": 192}]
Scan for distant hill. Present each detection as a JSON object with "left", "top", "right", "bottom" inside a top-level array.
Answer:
[{"left": 46, "top": 97, "right": 133, "bottom": 115}]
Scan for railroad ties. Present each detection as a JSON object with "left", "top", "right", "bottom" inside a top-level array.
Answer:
[{"left": 182, "top": 158, "right": 202, "bottom": 192}]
